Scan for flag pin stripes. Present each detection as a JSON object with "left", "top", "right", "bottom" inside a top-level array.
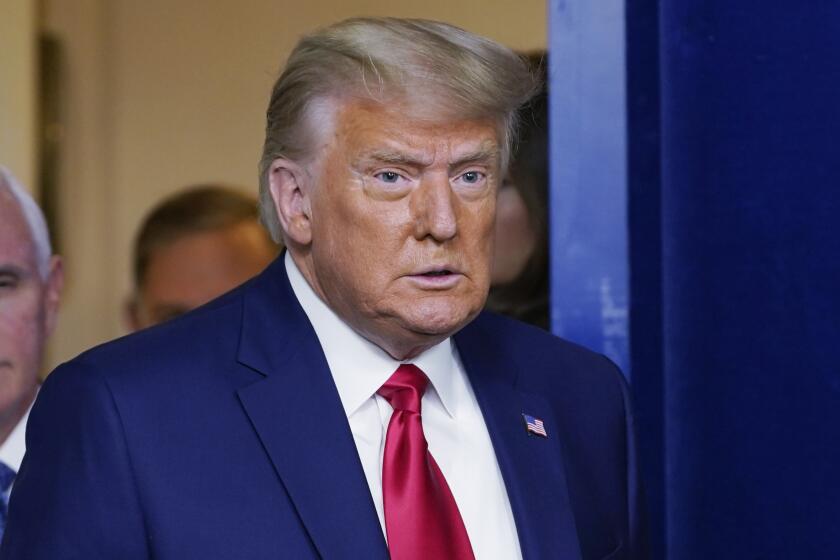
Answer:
[{"left": 522, "top": 413, "right": 547, "bottom": 437}]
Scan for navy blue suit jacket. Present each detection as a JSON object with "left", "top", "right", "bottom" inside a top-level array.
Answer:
[{"left": 1, "top": 258, "right": 645, "bottom": 559}]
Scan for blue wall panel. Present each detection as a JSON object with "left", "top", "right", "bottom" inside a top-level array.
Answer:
[
  {"left": 549, "top": 0, "right": 630, "bottom": 376},
  {"left": 627, "top": 1, "right": 840, "bottom": 557}
]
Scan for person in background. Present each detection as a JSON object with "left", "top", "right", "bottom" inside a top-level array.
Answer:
[
  {"left": 486, "top": 53, "right": 550, "bottom": 330},
  {"left": 0, "top": 167, "right": 62, "bottom": 541},
  {"left": 126, "top": 185, "right": 279, "bottom": 330}
]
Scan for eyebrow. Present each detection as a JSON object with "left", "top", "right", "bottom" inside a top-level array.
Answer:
[
  {"left": 448, "top": 147, "right": 500, "bottom": 169},
  {"left": 359, "top": 146, "right": 500, "bottom": 170},
  {"left": 360, "top": 150, "right": 433, "bottom": 168}
]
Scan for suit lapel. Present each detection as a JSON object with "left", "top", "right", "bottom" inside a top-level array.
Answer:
[
  {"left": 235, "top": 258, "right": 388, "bottom": 559},
  {"left": 455, "top": 318, "right": 583, "bottom": 560}
]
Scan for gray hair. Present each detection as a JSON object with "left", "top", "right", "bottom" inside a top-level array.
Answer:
[
  {"left": 0, "top": 166, "right": 53, "bottom": 278},
  {"left": 258, "top": 17, "right": 539, "bottom": 242}
]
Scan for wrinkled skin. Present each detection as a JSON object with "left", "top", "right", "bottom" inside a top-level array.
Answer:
[
  {"left": 0, "top": 187, "right": 62, "bottom": 443},
  {"left": 271, "top": 99, "right": 502, "bottom": 359}
]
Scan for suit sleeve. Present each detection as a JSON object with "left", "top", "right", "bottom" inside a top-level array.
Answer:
[{"left": 0, "top": 360, "right": 150, "bottom": 559}]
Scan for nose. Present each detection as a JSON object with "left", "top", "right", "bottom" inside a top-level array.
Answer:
[{"left": 412, "top": 173, "right": 458, "bottom": 242}]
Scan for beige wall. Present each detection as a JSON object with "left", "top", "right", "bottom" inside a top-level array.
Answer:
[
  {"left": 0, "top": 0, "right": 38, "bottom": 190},
  {"left": 41, "top": 0, "right": 547, "bottom": 369}
]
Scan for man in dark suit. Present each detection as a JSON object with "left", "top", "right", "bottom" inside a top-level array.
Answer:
[{"left": 1, "top": 17, "right": 645, "bottom": 559}]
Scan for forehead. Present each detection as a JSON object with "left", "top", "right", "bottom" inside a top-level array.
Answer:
[
  {"left": 328, "top": 98, "right": 502, "bottom": 161},
  {"left": 0, "top": 188, "right": 38, "bottom": 270},
  {"left": 146, "top": 222, "right": 270, "bottom": 275},
  {"left": 142, "top": 223, "right": 272, "bottom": 300}
]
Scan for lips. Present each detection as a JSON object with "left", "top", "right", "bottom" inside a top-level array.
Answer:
[
  {"left": 405, "top": 266, "right": 464, "bottom": 289},
  {"left": 413, "top": 265, "right": 462, "bottom": 277}
]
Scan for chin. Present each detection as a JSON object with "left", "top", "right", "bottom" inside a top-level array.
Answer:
[{"left": 402, "top": 302, "right": 479, "bottom": 338}]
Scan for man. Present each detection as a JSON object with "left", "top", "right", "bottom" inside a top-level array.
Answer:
[
  {"left": 2, "top": 18, "right": 645, "bottom": 559},
  {"left": 0, "top": 167, "right": 62, "bottom": 541},
  {"left": 126, "top": 185, "right": 278, "bottom": 330}
]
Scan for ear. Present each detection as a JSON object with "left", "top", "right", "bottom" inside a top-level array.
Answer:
[
  {"left": 43, "top": 255, "right": 64, "bottom": 337},
  {"left": 268, "top": 157, "right": 313, "bottom": 246}
]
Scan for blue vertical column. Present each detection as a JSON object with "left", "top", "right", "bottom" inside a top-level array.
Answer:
[
  {"left": 627, "top": 1, "right": 840, "bottom": 558},
  {"left": 548, "top": 0, "right": 630, "bottom": 376}
]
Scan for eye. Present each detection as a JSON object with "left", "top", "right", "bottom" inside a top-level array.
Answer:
[
  {"left": 0, "top": 274, "right": 20, "bottom": 290},
  {"left": 375, "top": 171, "right": 403, "bottom": 184},
  {"left": 365, "top": 168, "right": 412, "bottom": 200},
  {"left": 457, "top": 170, "right": 486, "bottom": 185}
]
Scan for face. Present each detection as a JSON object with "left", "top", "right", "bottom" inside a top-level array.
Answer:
[
  {"left": 275, "top": 100, "right": 501, "bottom": 359},
  {"left": 129, "top": 221, "right": 276, "bottom": 330},
  {"left": 491, "top": 181, "right": 537, "bottom": 285},
  {"left": 0, "top": 188, "right": 62, "bottom": 427}
]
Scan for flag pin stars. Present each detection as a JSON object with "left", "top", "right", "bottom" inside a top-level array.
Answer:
[{"left": 522, "top": 413, "right": 548, "bottom": 438}]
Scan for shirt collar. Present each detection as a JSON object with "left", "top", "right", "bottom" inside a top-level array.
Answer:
[
  {"left": 285, "top": 253, "right": 459, "bottom": 419},
  {"left": 0, "top": 389, "right": 37, "bottom": 472}
]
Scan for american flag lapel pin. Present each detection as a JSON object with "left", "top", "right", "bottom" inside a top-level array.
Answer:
[{"left": 522, "top": 413, "right": 548, "bottom": 438}]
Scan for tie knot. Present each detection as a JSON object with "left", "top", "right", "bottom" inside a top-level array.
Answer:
[{"left": 377, "top": 364, "right": 428, "bottom": 414}]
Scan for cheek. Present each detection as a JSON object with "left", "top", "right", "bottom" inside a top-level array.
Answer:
[
  {"left": 316, "top": 178, "right": 408, "bottom": 260},
  {"left": 311, "top": 198, "right": 401, "bottom": 303},
  {"left": 332, "top": 218, "right": 402, "bottom": 291},
  {"left": 0, "top": 295, "right": 45, "bottom": 363},
  {"left": 464, "top": 199, "right": 498, "bottom": 262}
]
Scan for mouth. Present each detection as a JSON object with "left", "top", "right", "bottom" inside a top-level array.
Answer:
[
  {"left": 412, "top": 264, "right": 462, "bottom": 276},
  {"left": 406, "top": 267, "right": 463, "bottom": 288}
]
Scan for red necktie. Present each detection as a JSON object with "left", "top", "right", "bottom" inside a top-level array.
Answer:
[{"left": 377, "top": 364, "right": 475, "bottom": 560}]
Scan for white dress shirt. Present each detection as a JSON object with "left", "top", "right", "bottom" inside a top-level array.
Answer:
[{"left": 285, "top": 254, "right": 522, "bottom": 559}]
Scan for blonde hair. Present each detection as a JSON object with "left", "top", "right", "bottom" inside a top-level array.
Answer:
[{"left": 258, "top": 17, "right": 539, "bottom": 242}]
